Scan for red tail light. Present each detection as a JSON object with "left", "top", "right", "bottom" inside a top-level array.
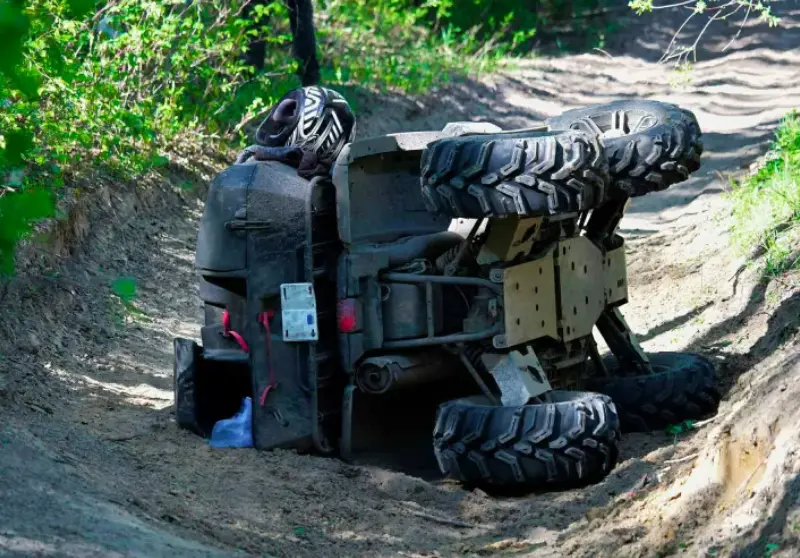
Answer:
[{"left": 337, "top": 299, "right": 358, "bottom": 333}]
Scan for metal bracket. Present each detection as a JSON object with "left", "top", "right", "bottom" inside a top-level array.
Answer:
[
  {"left": 605, "top": 245, "right": 628, "bottom": 305},
  {"left": 444, "top": 218, "right": 483, "bottom": 277},
  {"left": 481, "top": 347, "right": 552, "bottom": 407},
  {"left": 225, "top": 219, "right": 274, "bottom": 231},
  {"left": 477, "top": 216, "right": 543, "bottom": 265},
  {"left": 595, "top": 306, "right": 651, "bottom": 373},
  {"left": 612, "top": 307, "right": 649, "bottom": 364}
]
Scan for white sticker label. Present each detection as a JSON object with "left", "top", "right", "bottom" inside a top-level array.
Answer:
[{"left": 280, "top": 283, "right": 318, "bottom": 342}]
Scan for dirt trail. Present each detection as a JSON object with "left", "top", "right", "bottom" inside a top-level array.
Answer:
[{"left": 2, "top": 5, "right": 800, "bottom": 558}]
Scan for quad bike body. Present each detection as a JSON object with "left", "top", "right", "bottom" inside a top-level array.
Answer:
[{"left": 175, "top": 100, "right": 720, "bottom": 490}]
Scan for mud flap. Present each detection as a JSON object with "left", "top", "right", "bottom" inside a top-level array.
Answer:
[
  {"left": 173, "top": 337, "right": 252, "bottom": 438},
  {"left": 174, "top": 338, "right": 204, "bottom": 435},
  {"left": 244, "top": 171, "right": 324, "bottom": 452}
]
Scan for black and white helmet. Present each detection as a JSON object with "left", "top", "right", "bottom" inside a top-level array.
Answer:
[{"left": 255, "top": 86, "right": 356, "bottom": 164}]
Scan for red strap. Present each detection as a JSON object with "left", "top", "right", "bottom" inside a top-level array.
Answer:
[
  {"left": 221, "top": 310, "right": 249, "bottom": 353},
  {"left": 258, "top": 310, "right": 276, "bottom": 406},
  {"left": 221, "top": 309, "right": 276, "bottom": 407}
]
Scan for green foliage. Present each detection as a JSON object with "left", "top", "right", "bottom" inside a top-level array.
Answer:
[
  {"left": 0, "top": 0, "right": 278, "bottom": 274},
  {"left": 0, "top": 187, "right": 54, "bottom": 274},
  {"left": 630, "top": 0, "right": 781, "bottom": 67},
  {"left": 315, "top": 0, "right": 532, "bottom": 93},
  {"left": 109, "top": 275, "right": 149, "bottom": 325},
  {"left": 424, "top": 0, "right": 608, "bottom": 49},
  {"left": 666, "top": 419, "right": 696, "bottom": 436},
  {"left": 0, "top": 0, "right": 593, "bottom": 275},
  {"left": 110, "top": 276, "right": 136, "bottom": 302},
  {"left": 66, "top": 0, "right": 98, "bottom": 18},
  {"left": 729, "top": 110, "right": 800, "bottom": 277}
]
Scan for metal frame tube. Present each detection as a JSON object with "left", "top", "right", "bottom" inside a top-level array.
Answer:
[
  {"left": 382, "top": 272, "right": 502, "bottom": 293},
  {"left": 380, "top": 269, "right": 504, "bottom": 349},
  {"left": 382, "top": 324, "right": 503, "bottom": 349}
]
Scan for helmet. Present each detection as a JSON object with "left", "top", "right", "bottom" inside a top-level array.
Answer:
[{"left": 255, "top": 86, "right": 356, "bottom": 164}]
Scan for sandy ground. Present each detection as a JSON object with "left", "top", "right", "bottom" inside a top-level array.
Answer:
[{"left": 2, "top": 3, "right": 800, "bottom": 557}]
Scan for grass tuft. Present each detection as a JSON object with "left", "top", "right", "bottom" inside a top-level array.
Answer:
[{"left": 728, "top": 110, "right": 800, "bottom": 277}]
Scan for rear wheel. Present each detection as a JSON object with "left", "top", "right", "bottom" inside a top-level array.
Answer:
[
  {"left": 421, "top": 130, "right": 610, "bottom": 218},
  {"left": 433, "top": 391, "right": 620, "bottom": 489},
  {"left": 586, "top": 352, "right": 720, "bottom": 432},
  {"left": 546, "top": 100, "right": 703, "bottom": 197}
]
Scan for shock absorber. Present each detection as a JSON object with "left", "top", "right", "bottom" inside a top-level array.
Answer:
[{"left": 436, "top": 218, "right": 484, "bottom": 275}]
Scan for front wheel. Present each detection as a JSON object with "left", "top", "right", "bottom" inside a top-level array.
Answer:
[
  {"left": 433, "top": 391, "right": 620, "bottom": 489},
  {"left": 546, "top": 100, "right": 703, "bottom": 197},
  {"left": 420, "top": 130, "right": 610, "bottom": 219},
  {"left": 586, "top": 352, "right": 721, "bottom": 432}
]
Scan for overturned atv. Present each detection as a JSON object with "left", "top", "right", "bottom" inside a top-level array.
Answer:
[{"left": 174, "top": 99, "right": 718, "bottom": 490}]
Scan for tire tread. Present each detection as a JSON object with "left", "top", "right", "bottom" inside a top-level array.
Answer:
[{"left": 433, "top": 392, "right": 620, "bottom": 488}]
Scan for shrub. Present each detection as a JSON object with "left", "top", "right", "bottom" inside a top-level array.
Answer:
[
  {"left": 0, "top": 0, "right": 545, "bottom": 275},
  {"left": 728, "top": 110, "right": 800, "bottom": 276}
]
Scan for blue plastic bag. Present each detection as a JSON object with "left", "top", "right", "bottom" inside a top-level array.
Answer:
[{"left": 209, "top": 397, "right": 254, "bottom": 448}]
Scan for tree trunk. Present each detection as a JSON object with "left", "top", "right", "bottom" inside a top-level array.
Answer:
[{"left": 243, "top": 0, "right": 321, "bottom": 86}]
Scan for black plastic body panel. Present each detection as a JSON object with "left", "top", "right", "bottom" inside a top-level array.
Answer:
[
  {"left": 334, "top": 150, "right": 451, "bottom": 245},
  {"left": 193, "top": 160, "right": 340, "bottom": 452},
  {"left": 239, "top": 161, "right": 319, "bottom": 451},
  {"left": 174, "top": 338, "right": 251, "bottom": 438},
  {"left": 199, "top": 277, "right": 244, "bottom": 308},
  {"left": 195, "top": 164, "right": 252, "bottom": 273}
]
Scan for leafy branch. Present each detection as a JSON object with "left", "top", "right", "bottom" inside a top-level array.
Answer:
[{"left": 629, "top": 0, "right": 781, "bottom": 67}]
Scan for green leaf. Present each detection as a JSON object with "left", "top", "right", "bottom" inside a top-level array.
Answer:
[
  {"left": 628, "top": 0, "right": 654, "bottom": 14},
  {"left": 149, "top": 155, "right": 169, "bottom": 168},
  {"left": 666, "top": 424, "right": 682, "bottom": 435},
  {"left": 66, "top": 0, "right": 99, "bottom": 19},
  {"left": 666, "top": 420, "right": 695, "bottom": 436},
  {"left": 0, "top": 188, "right": 55, "bottom": 276},
  {"left": 111, "top": 277, "right": 137, "bottom": 302},
  {"left": 0, "top": 2, "right": 29, "bottom": 76},
  {"left": 2, "top": 130, "right": 34, "bottom": 166},
  {"left": 9, "top": 68, "right": 42, "bottom": 99},
  {"left": 45, "top": 39, "right": 66, "bottom": 76}
]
